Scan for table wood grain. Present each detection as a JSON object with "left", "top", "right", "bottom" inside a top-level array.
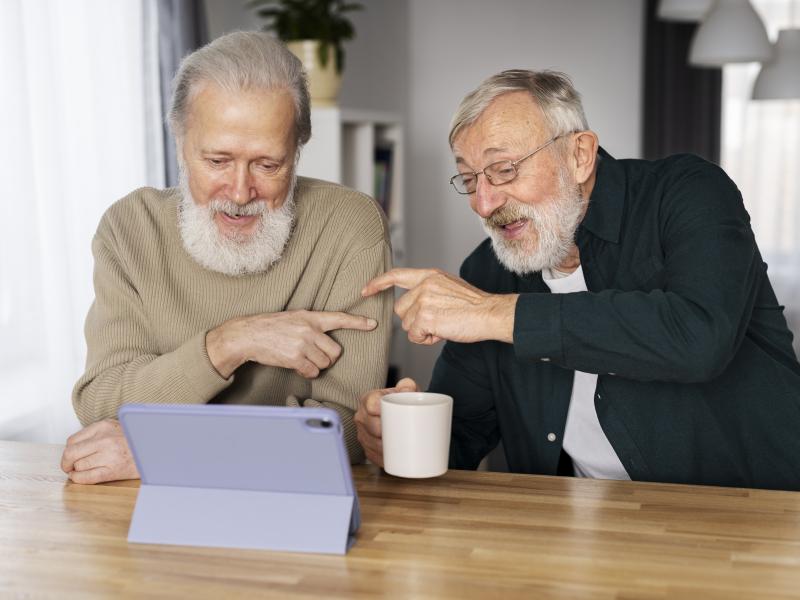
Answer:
[{"left": 2, "top": 440, "right": 800, "bottom": 599}]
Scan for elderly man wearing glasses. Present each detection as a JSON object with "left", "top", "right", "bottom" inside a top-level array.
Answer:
[{"left": 355, "top": 69, "right": 800, "bottom": 491}]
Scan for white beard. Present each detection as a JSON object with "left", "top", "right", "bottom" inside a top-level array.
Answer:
[
  {"left": 177, "top": 173, "right": 296, "bottom": 277},
  {"left": 482, "top": 168, "right": 585, "bottom": 275}
]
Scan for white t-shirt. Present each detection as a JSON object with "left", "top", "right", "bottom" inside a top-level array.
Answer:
[{"left": 541, "top": 265, "right": 630, "bottom": 480}]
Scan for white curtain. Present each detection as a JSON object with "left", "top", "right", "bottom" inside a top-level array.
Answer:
[
  {"left": 0, "top": 0, "right": 164, "bottom": 442},
  {"left": 722, "top": 0, "right": 800, "bottom": 355}
]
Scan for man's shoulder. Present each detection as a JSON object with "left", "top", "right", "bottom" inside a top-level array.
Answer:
[
  {"left": 622, "top": 153, "right": 743, "bottom": 217},
  {"left": 295, "top": 176, "right": 382, "bottom": 213},
  {"left": 99, "top": 187, "right": 178, "bottom": 235},
  {"left": 294, "top": 176, "right": 389, "bottom": 246},
  {"left": 621, "top": 152, "right": 734, "bottom": 191}
]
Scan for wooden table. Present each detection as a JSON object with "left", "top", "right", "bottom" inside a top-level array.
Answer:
[{"left": 2, "top": 441, "right": 800, "bottom": 599}]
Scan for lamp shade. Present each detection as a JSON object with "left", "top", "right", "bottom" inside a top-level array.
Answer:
[
  {"left": 657, "top": 0, "right": 713, "bottom": 22},
  {"left": 752, "top": 29, "right": 800, "bottom": 99},
  {"left": 689, "top": 0, "right": 773, "bottom": 66}
]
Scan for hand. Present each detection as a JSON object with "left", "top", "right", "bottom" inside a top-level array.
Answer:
[
  {"left": 60, "top": 419, "right": 139, "bottom": 484},
  {"left": 355, "top": 377, "right": 419, "bottom": 467},
  {"left": 207, "top": 310, "right": 378, "bottom": 379},
  {"left": 362, "top": 268, "right": 518, "bottom": 345}
]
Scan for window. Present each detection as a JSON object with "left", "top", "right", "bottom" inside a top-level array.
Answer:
[
  {"left": 0, "top": 0, "right": 163, "bottom": 441},
  {"left": 721, "top": 0, "right": 800, "bottom": 352}
]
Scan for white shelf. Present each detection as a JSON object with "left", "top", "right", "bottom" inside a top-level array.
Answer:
[{"left": 298, "top": 107, "right": 405, "bottom": 265}]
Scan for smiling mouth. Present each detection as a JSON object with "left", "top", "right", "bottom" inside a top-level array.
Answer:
[
  {"left": 217, "top": 212, "right": 258, "bottom": 226},
  {"left": 500, "top": 218, "right": 525, "bottom": 228},
  {"left": 498, "top": 218, "right": 528, "bottom": 231}
]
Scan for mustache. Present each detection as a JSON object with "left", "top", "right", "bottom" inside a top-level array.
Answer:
[
  {"left": 208, "top": 198, "right": 267, "bottom": 217},
  {"left": 484, "top": 202, "right": 536, "bottom": 229}
]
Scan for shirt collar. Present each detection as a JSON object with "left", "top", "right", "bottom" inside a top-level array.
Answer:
[{"left": 580, "top": 146, "right": 625, "bottom": 244}]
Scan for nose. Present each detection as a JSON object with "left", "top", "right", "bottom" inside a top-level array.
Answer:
[
  {"left": 230, "top": 164, "right": 258, "bottom": 205},
  {"left": 472, "top": 174, "right": 505, "bottom": 219}
]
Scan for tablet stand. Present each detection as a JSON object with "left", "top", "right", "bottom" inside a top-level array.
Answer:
[
  {"left": 119, "top": 404, "right": 360, "bottom": 556},
  {"left": 128, "top": 484, "right": 357, "bottom": 554}
]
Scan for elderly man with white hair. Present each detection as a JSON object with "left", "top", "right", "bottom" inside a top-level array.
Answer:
[
  {"left": 356, "top": 69, "right": 800, "bottom": 491},
  {"left": 61, "top": 31, "right": 392, "bottom": 484}
]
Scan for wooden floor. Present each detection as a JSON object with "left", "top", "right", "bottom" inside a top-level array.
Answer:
[{"left": 2, "top": 441, "right": 800, "bottom": 598}]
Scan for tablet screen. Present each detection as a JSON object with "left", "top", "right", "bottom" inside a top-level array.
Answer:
[{"left": 120, "top": 404, "right": 353, "bottom": 496}]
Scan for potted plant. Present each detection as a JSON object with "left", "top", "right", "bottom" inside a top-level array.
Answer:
[{"left": 250, "top": 0, "right": 363, "bottom": 106}]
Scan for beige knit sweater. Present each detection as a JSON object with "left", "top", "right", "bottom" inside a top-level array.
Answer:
[{"left": 72, "top": 177, "right": 393, "bottom": 463}]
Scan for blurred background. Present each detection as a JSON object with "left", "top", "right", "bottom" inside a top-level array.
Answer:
[{"left": 1, "top": 0, "right": 798, "bottom": 444}]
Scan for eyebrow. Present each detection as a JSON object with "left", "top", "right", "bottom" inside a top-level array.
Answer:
[
  {"left": 483, "top": 146, "right": 509, "bottom": 156},
  {"left": 454, "top": 146, "right": 512, "bottom": 167},
  {"left": 200, "top": 149, "right": 285, "bottom": 162}
]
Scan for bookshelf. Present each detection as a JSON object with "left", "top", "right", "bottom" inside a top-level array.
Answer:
[
  {"left": 297, "top": 107, "right": 406, "bottom": 383},
  {"left": 297, "top": 108, "right": 405, "bottom": 265}
]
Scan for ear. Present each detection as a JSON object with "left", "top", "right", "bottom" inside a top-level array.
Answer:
[
  {"left": 174, "top": 136, "right": 188, "bottom": 174},
  {"left": 569, "top": 130, "right": 599, "bottom": 186}
]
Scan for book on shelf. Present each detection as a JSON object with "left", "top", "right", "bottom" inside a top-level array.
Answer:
[{"left": 373, "top": 143, "right": 394, "bottom": 218}]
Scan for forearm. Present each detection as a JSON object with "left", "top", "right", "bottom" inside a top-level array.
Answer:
[
  {"left": 309, "top": 240, "right": 392, "bottom": 463},
  {"left": 311, "top": 304, "right": 390, "bottom": 463},
  {"left": 73, "top": 330, "right": 231, "bottom": 425},
  {"left": 514, "top": 282, "right": 759, "bottom": 382},
  {"left": 480, "top": 293, "right": 518, "bottom": 343},
  {"left": 205, "top": 317, "right": 248, "bottom": 379}
]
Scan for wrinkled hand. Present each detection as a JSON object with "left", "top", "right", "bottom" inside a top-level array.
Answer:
[
  {"left": 355, "top": 377, "right": 419, "bottom": 467},
  {"left": 207, "top": 310, "right": 378, "bottom": 379},
  {"left": 60, "top": 419, "right": 139, "bottom": 485},
  {"left": 362, "top": 268, "right": 517, "bottom": 345}
]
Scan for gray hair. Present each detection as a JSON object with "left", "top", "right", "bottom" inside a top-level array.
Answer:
[
  {"left": 169, "top": 31, "right": 311, "bottom": 147},
  {"left": 448, "top": 69, "right": 589, "bottom": 148}
]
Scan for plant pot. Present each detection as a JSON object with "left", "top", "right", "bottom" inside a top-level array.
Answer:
[{"left": 287, "top": 40, "right": 342, "bottom": 107}]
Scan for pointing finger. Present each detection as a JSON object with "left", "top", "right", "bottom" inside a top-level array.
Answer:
[
  {"left": 361, "top": 268, "right": 438, "bottom": 297},
  {"left": 312, "top": 311, "right": 378, "bottom": 332}
]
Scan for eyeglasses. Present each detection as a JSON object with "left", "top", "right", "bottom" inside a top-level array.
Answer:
[{"left": 449, "top": 134, "right": 568, "bottom": 195}]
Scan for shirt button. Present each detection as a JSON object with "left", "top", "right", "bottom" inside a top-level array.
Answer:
[
  {"left": 540, "top": 357, "right": 551, "bottom": 362},
  {"left": 608, "top": 372, "right": 616, "bottom": 376},
  {"left": 547, "top": 433, "right": 557, "bottom": 442},
  {"left": 596, "top": 393, "right": 602, "bottom": 400}
]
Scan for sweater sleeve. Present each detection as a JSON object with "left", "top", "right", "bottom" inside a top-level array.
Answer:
[
  {"left": 294, "top": 239, "right": 393, "bottom": 464},
  {"left": 72, "top": 224, "right": 232, "bottom": 425}
]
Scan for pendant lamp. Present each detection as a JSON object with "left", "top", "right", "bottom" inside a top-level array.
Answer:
[
  {"left": 657, "top": 0, "right": 713, "bottom": 22},
  {"left": 752, "top": 29, "right": 800, "bottom": 99},
  {"left": 689, "top": 0, "right": 772, "bottom": 66},
  {"left": 753, "top": 0, "right": 800, "bottom": 100}
]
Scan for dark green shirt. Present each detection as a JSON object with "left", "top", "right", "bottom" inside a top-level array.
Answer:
[{"left": 430, "top": 148, "right": 800, "bottom": 491}]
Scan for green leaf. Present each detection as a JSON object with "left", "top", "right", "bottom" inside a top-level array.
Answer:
[
  {"left": 248, "top": 0, "right": 363, "bottom": 68},
  {"left": 318, "top": 42, "right": 329, "bottom": 68}
]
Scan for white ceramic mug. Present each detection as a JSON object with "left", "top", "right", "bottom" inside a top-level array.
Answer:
[{"left": 380, "top": 392, "right": 453, "bottom": 478}]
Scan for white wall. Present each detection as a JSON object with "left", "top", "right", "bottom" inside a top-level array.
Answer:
[{"left": 203, "top": 0, "right": 645, "bottom": 386}]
